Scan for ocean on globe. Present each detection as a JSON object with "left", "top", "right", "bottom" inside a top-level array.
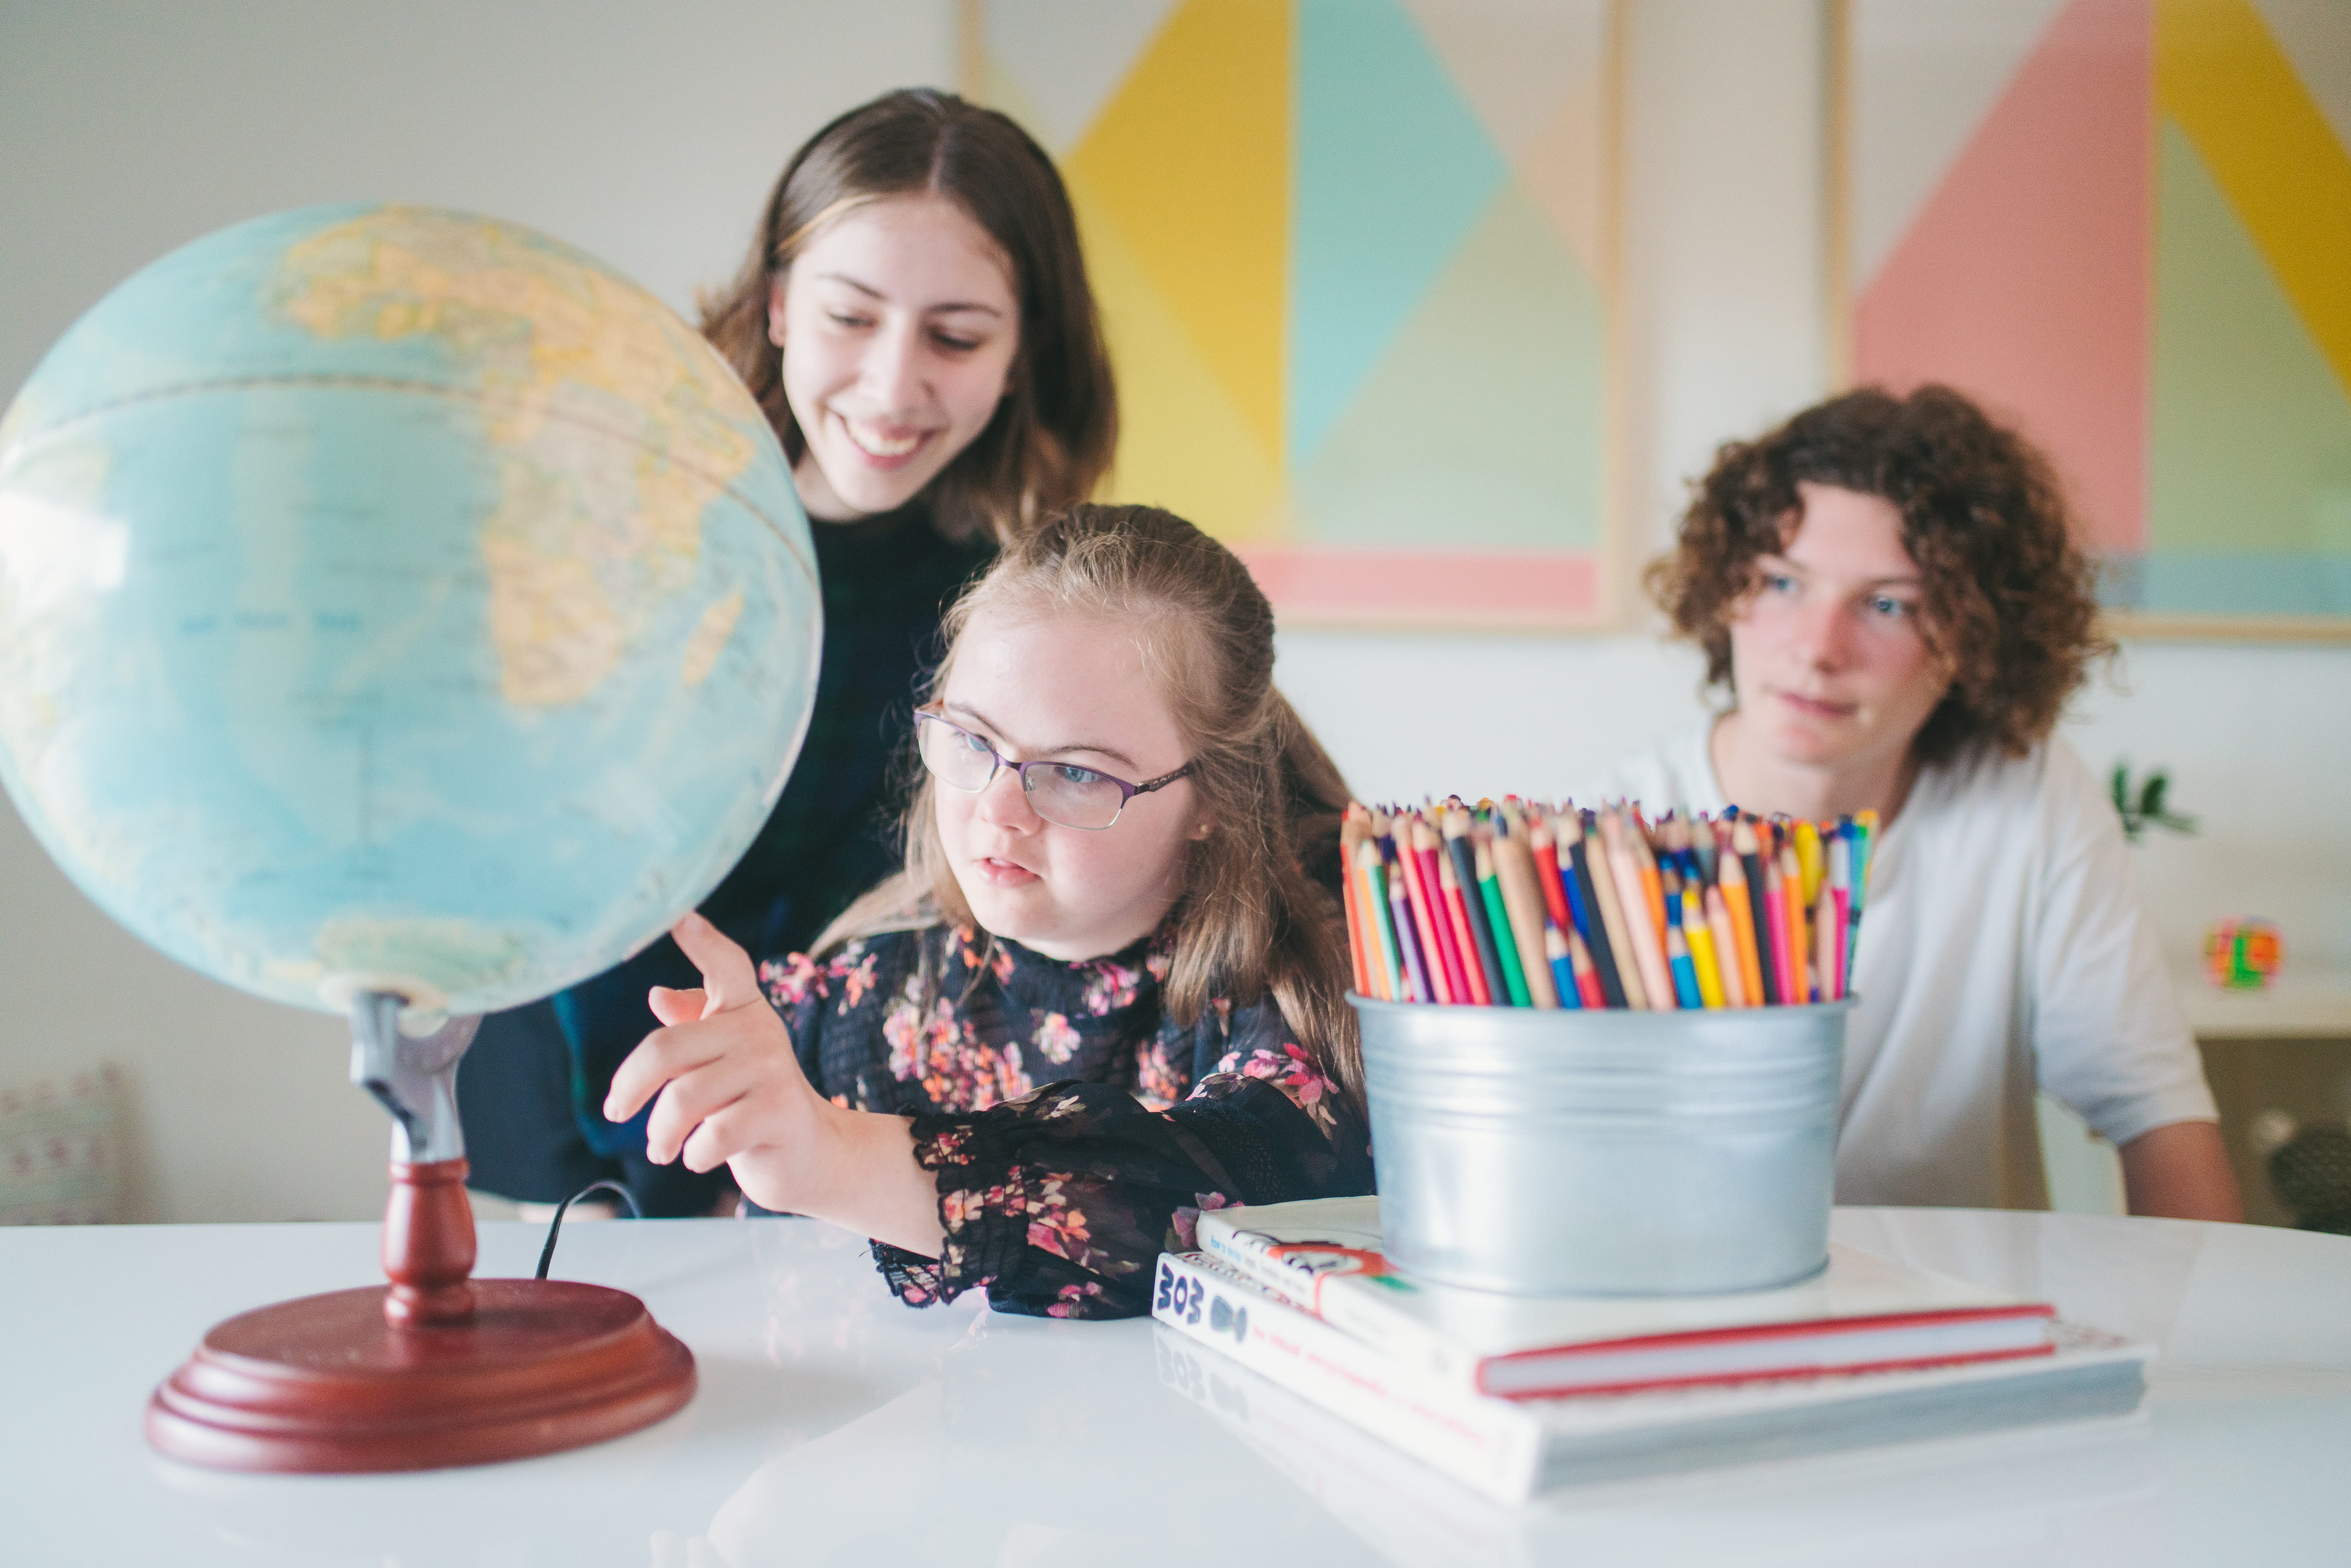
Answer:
[{"left": 0, "top": 205, "right": 820, "bottom": 1024}]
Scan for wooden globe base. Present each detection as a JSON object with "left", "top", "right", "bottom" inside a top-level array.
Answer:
[{"left": 146, "top": 1158, "right": 694, "bottom": 1473}]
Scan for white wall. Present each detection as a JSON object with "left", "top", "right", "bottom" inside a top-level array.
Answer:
[
  {"left": 0, "top": 0, "right": 958, "bottom": 1222},
  {"left": 2, "top": 2, "right": 2345, "bottom": 1223}
]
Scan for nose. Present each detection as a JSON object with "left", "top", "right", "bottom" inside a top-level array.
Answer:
[
  {"left": 861, "top": 319, "right": 928, "bottom": 417},
  {"left": 974, "top": 762, "right": 1040, "bottom": 831},
  {"left": 1791, "top": 597, "right": 1853, "bottom": 671}
]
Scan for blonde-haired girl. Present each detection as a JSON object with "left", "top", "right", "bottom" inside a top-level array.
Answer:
[{"left": 607, "top": 505, "right": 1370, "bottom": 1318}]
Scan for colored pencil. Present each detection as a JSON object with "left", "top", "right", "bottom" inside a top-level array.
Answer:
[
  {"left": 1335, "top": 797, "right": 1871, "bottom": 1013},
  {"left": 1392, "top": 821, "right": 1456, "bottom": 1005},
  {"left": 1627, "top": 810, "right": 1669, "bottom": 938},
  {"left": 1731, "top": 820, "right": 1780, "bottom": 1005},
  {"left": 1795, "top": 819, "right": 1824, "bottom": 907},
  {"left": 1777, "top": 836, "right": 1810, "bottom": 1004},
  {"left": 1689, "top": 813, "right": 1718, "bottom": 885},
  {"left": 1435, "top": 848, "right": 1494, "bottom": 1006},
  {"left": 1716, "top": 832, "right": 1766, "bottom": 1008},
  {"left": 1578, "top": 811, "right": 1650, "bottom": 1010},
  {"left": 1339, "top": 813, "right": 1373, "bottom": 997},
  {"left": 1826, "top": 830, "right": 1852, "bottom": 1002},
  {"left": 1759, "top": 851, "right": 1796, "bottom": 1008},
  {"left": 1442, "top": 810, "right": 1507, "bottom": 1006},
  {"left": 1527, "top": 817, "right": 1575, "bottom": 935},
  {"left": 1683, "top": 886, "right": 1727, "bottom": 1008},
  {"left": 1544, "top": 921, "right": 1581, "bottom": 1010},
  {"left": 1358, "top": 839, "right": 1402, "bottom": 1001},
  {"left": 1411, "top": 819, "right": 1469, "bottom": 1005},
  {"left": 1567, "top": 928, "right": 1606, "bottom": 1008},
  {"left": 1490, "top": 819, "right": 1561, "bottom": 1008},
  {"left": 1599, "top": 809, "right": 1672, "bottom": 1010},
  {"left": 1557, "top": 813, "right": 1628, "bottom": 1008},
  {"left": 1473, "top": 836, "right": 1533, "bottom": 1007},
  {"left": 1705, "top": 882, "right": 1750, "bottom": 1007},
  {"left": 1851, "top": 811, "right": 1877, "bottom": 915},
  {"left": 1664, "top": 919, "right": 1703, "bottom": 1010},
  {"left": 1385, "top": 845, "right": 1432, "bottom": 1003}
]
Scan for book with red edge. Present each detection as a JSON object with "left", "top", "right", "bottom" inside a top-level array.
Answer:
[
  {"left": 1196, "top": 1196, "right": 2058, "bottom": 1399},
  {"left": 1151, "top": 1250, "right": 2149, "bottom": 1503}
]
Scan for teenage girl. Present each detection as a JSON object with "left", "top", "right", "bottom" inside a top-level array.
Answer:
[
  {"left": 461, "top": 89, "right": 1118, "bottom": 1215},
  {"left": 607, "top": 504, "right": 1372, "bottom": 1318}
]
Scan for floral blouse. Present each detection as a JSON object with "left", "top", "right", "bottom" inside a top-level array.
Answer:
[{"left": 759, "top": 924, "right": 1374, "bottom": 1319}]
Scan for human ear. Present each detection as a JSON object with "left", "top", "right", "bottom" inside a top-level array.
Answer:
[{"left": 767, "top": 276, "right": 789, "bottom": 350}]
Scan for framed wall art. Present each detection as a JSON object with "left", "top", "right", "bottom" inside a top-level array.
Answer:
[
  {"left": 971, "top": 0, "right": 1625, "bottom": 626},
  {"left": 1836, "top": 0, "right": 2351, "bottom": 637}
]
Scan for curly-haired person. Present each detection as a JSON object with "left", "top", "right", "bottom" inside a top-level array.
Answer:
[{"left": 1599, "top": 386, "right": 2240, "bottom": 1220}]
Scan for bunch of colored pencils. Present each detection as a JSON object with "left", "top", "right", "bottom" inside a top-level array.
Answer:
[{"left": 1341, "top": 799, "right": 1875, "bottom": 1010}]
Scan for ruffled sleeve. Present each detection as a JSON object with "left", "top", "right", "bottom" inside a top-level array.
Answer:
[{"left": 872, "top": 1003, "right": 1373, "bottom": 1319}]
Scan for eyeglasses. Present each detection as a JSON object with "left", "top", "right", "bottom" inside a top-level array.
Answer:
[{"left": 913, "top": 707, "right": 1193, "bottom": 831}]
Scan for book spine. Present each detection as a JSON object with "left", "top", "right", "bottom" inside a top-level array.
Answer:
[
  {"left": 1150, "top": 1254, "right": 1541, "bottom": 1503},
  {"left": 1193, "top": 1214, "right": 1484, "bottom": 1391},
  {"left": 1198, "top": 1225, "right": 1328, "bottom": 1305}
]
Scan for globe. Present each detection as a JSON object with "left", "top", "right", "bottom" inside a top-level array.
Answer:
[{"left": 0, "top": 204, "right": 820, "bottom": 1024}]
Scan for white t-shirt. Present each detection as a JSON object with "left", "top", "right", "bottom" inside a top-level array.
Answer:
[{"left": 1595, "top": 721, "right": 2218, "bottom": 1209}]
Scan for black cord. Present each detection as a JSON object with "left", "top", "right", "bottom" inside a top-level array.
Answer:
[{"left": 534, "top": 1179, "right": 642, "bottom": 1281}]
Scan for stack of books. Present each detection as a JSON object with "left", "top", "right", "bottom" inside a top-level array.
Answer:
[{"left": 1153, "top": 1197, "right": 2149, "bottom": 1503}]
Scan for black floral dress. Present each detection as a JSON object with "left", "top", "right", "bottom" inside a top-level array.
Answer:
[{"left": 759, "top": 924, "right": 1374, "bottom": 1320}]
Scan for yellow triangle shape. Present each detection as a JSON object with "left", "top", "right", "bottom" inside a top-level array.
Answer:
[
  {"left": 2159, "top": 0, "right": 2351, "bottom": 401},
  {"left": 1068, "top": 0, "right": 1289, "bottom": 463},
  {"left": 1070, "top": 180, "right": 1285, "bottom": 542}
]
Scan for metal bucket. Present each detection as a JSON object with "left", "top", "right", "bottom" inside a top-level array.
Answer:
[{"left": 1354, "top": 997, "right": 1851, "bottom": 1296}]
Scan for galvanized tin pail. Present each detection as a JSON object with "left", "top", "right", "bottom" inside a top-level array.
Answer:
[{"left": 1353, "top": 997, "right": 1851, "bottom": 1296}]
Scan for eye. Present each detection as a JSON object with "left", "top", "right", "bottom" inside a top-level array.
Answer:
[
  {"left": 955, "top": 728, "right": 995, "bottom": 756},
  {"left": 826, "top": 311, "right": 873, "bottom": 330},
  {"left": 1867, "top": 594, "right": 1916, "bottom": 620},
  {"left": 1049, "top": 764, "right": 1105, "bottom": 787},
  {"left": 1761, "top": 572, "right": 1799, "bottom": 596},
  {"left": 931, "top": 330, "right": 982, "bottom": 353}
]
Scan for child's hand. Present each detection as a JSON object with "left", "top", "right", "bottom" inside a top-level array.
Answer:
[
  {"left": 604, "top": 912, "right": 829, "bottom": 1208},
  {"left": 603, "top": 914, "right": 943, "bottom": 1254}
]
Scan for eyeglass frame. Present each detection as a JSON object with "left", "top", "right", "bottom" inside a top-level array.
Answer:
[{"left": 912, "top": 705, "right": 1194, "bottom": 831}]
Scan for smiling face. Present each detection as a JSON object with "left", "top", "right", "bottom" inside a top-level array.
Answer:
[
  {"left": 1726, "top": 482, "right": 1953, "bottom": 777},
  {"left": 929, "top": 605, "right": 1205, "bottom": 961},
  {"left": 771, "top": 193, "right": 1020, "bottom": 521}
]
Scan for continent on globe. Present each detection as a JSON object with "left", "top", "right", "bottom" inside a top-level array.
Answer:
[
  {"left": 272, "top": 209, "right": 764, "bottom": 708},
  {"left": 0, "top": 206, "right": 821, "bottom": 1025}
]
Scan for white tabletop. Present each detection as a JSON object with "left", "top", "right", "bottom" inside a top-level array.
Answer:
[{"left": 6, "top": 1208, "right": 2349, "bottom": 1567}]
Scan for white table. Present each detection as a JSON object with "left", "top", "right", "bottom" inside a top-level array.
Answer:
[{"left": 6, "top": 1208, "right": 2349, "bottom": 1566}]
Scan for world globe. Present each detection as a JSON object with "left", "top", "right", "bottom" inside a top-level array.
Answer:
[{"left": 0, "top": 205, "right": 820, "bottom": 1024}]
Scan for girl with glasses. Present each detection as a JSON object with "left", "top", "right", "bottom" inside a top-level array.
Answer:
[
  {"left": 605, "top": 504, "right": 1372, "bottom": 1318},
  {"left": 460, "top": 89, "right": 1118, "bottom": 1218}
]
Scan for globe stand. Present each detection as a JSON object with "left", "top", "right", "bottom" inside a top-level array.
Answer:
[{"left": 145, "top": 994, "right": 696, "bottom": 1472}]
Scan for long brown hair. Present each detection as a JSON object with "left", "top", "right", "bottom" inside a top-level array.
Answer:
[
  {"left": 699, "top": 88, "right": 1117, "bottom": 542},
  {"left": 1646, "top": 385, "right": 2112, "bottom": 763},
  {"left": 819, "top": 504, "right": 1363, "bottom": 1107}
]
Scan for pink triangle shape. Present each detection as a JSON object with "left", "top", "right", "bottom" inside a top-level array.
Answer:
[{"left": 1856, "top": 0, "right": 2152, "bottom": 555}]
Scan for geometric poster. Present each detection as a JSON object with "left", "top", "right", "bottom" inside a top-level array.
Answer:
[
  {"left": 978, "top": 0, "right": 1618, "bottom": 625},
  {"left": 1846, "top": 0, "right": 2351, "bottom": 633}
]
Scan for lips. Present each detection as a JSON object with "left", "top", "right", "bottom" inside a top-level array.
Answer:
[
  {"left": 970, "top": 855, "right": 1040, "bottom": 888},
  {"left": 835, "top": 413, "right": 935, "bottom": 469},
  {"left": 1776, "top": 690, "right": 1858, "bottom": 719}
]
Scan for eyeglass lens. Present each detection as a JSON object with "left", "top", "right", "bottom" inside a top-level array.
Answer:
[{"left": 917, "top": 716, "right": 1130, "bottom": 831}]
